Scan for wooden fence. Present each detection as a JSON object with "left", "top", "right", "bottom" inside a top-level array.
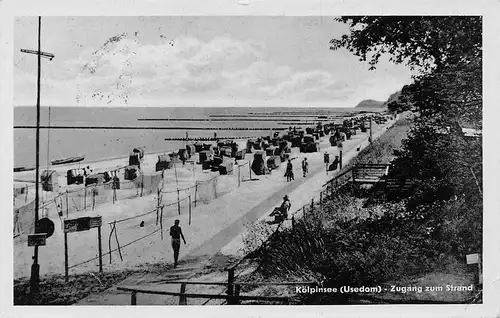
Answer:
[{"left": 117, "top": 269, "right": 317, "bottom": 305}]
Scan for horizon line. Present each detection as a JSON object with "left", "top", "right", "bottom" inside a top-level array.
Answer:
[{"left": 13, "top": 105, "right": 360, "bottom": 109}]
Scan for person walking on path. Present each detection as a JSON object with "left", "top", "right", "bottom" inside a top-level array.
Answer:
[
  {"left": 324, "top": 152, "right": 330, "bottom": 174},
  {"left": 180, "top": 150, "right": 187, "bottom": 166},
  {"left": 301, "top": 157, "right": 309, "bottom": 177},
  {"left": 285, "top": 159, "right": 294, "bottom": 182},
  {"left": 169, "top": 219, "right": 186, "bottom": 268}
]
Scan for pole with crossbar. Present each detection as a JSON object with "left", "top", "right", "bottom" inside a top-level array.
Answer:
[{"left": 22, "top": 16, "right": 55, "bottom": 296}]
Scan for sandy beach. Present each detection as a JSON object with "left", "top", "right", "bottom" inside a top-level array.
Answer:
[
  {"left": 13, "top": 114, "right": 392, "bottom": 281},
  {"left": 72, "top": 116, "right": 395, "bottom": 305}
]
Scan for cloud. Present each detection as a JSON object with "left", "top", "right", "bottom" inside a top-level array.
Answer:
[{"left": 15, "top": 32, "right": 410, "bottom": 107}]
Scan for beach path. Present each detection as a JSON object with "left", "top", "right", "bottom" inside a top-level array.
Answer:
[{"left": 75, "top": 117, "right": 396, "bottom": 305}]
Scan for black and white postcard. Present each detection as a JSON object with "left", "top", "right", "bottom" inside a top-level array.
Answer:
[{"left": 2, "top": 1, "right": 499, "bottom": 317}]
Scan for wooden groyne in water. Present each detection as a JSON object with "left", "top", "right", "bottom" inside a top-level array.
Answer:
[
  {"left": 164, "top": 136, "right": 254, "bottom": 141},
  {"left": 138, "top": 118, "right": 306, "bottom": 122},
  {"left": 278, "top": 120, "right": 344, "bottom": 125},
  {"left": 208, "top": 114, "right": 339, "bottom": 118},
  {"left": 14, "top": 125, "right": 288, "bottom": 131}
]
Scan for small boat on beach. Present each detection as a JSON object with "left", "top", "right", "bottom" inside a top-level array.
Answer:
[
  {"left": 51, "top": 155, "right": 85, "bottom": 166},
  {"left": 14, "top": 166, "right": 36, "bottom": 173}
]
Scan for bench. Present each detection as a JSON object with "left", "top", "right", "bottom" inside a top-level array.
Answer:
[{"left": 352, "top": 164, "right": 390, "bottom": 184}]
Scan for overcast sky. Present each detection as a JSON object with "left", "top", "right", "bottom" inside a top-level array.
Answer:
[{"left": 14, "top": 16, "right": 415, "bottom": 108}]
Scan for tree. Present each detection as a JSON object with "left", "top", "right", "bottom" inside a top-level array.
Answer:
[
  {"left": 331, "top": 16, "right": 483, "bottom": 258},
  {"left": 331, "top": 16, "right": 482, "bottom": 125},
  {"left": 330, "top": 16, "right": 482, "bottom": 73}
]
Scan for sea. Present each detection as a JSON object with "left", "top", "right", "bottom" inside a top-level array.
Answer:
[{"left": 14, "top": 106, "right": 355, "bottom": 168}]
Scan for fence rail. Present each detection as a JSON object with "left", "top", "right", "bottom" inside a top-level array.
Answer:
[
  {"left": 117, "top": 286, "right": 292, "bottom": 305},
  {"left": 117, "top": 278, "right": 317, "bottom": 305},
  {"left": 223, "top": 162, "right": 381, "bottom": 300}
]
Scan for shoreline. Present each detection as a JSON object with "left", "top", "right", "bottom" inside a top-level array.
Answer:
[
  {"left": 13, "top": 114, "right": 393, "bottom": 282},
  {"left": 13, "top": 147, "right": 182, "bottom": 179},
  {"left": 14, "top": 132, "right": 265, "bottom": 173},
  {"left": 70, "top": 116, "right": 397, "bottom": 305}
]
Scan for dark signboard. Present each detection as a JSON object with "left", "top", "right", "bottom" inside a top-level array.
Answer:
[
  {"left": 28, "top": 233, "right": 47, "bottom": 247},
  {"left": 36, "top": 217, "right": 55, "bottom": 238},
  {"left": 64, "top": 216, "right": 102, "bottom": 233}
]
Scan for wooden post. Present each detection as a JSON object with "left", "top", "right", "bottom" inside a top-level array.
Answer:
[
  {"left": 160, "top": 207, "right": 164, "bottom": 240},
  {"left": 162, "top": 168, "right": 165, "bottom": 188},
  {"left": 369, "top": 116, "right": 373, "bottom": 143},
  {"left": 156, "top": 189, "right": 160, "bottom": 225},
  {"left": 194, "top": 184, "right": 198, "bottom": 207},
  {"left": 192, "top": 162, "right": 195, "bottom": 184},
  {"left": 114, "top": 221, "right": 123, "bottom": 261},
  {"left": 179, "top": 283, "right": 187, "bottom": 305},
  {"left": 320, "top": 192, "right": 323, "bottom": 211},
  {"left": 339, "top": 150, "right": 343, "bottom": 170},
  {"left": 214, "top": 178, "right": 217, "bottom": 199},
  {"left": 234, "top": 284, "right": 241, "bottom": 305},
  {"left": 189, "top": 195, "right": 192, "bottom": 225},
  {"left": 97, "top": 225, "right": 103, "bottom": 273},
  {"left": 238, "top": 164, "right": 241, "bottom": 187},
  {"left": 66, "top": 189, "right": 69, "bottom": 217},
  {"left": 84, "top": 185, "right": 87, "bottom": 210},
  {"left": 174, "top": 155, "right": 179, "bottom": 186},
  {"left": 92, "top": 185, "right": 97, "bottom": 211},
  {"left": 113, "top": 187, "right": 116, "bottom": 204},
  {"left": 140, "top": 173, "right": 144, "bottom": 197},
  {"left": 64, "top": 232, "right": 69, "bottom": 282},
  {"left": 177, "top": 189, "right": 181, "bottom": 215},
  {"left": 108, "top": 224, "right": 114, "bottom": 264},
  {"left": 227, "top": 268, "right": 235, "bottom": 304},
  {"left": 478, "top": 255, "right": 483, "bottom": 285},
  {"left": 131, "top": 291, "right": 137, "bottom": 305}
]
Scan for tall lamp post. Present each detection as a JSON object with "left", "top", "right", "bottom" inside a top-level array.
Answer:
[
  {"left": 21, "top": 16, "right": 55, "bottom": 295},
  {"left": 369, "top": 116, "right": 373, "bottom": 143}
]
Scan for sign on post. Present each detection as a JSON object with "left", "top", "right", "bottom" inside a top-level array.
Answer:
[
  {"left": 64, "top": 216, "right": 103, "bottom": 282},
  {"left": 36, "top": 217, "right": 55, "bottom": 238},
  {"left": 466, "top": 253, "right": 482, "bottom": 285},
  {"left": 28, "top": 233, "right": 47, "bottom": 247},
  {"left": 466, "top": 253, "right": 479, "bottom": 264},
  {"left": 64, "top": 216, "right": 102, "bottom": 233}
]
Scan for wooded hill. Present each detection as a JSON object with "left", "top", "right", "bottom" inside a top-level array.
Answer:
[{"left": 355, "top": 90, "right": 402, "bottom": 109}]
